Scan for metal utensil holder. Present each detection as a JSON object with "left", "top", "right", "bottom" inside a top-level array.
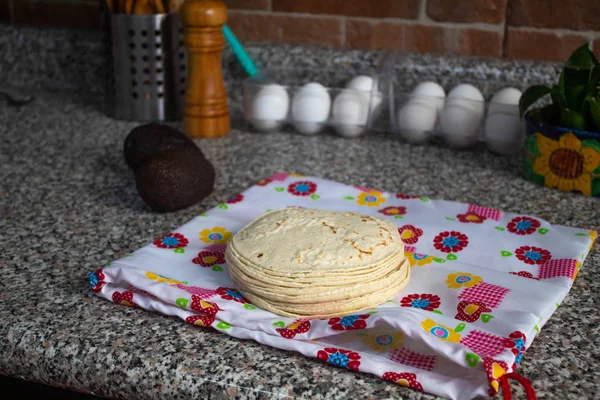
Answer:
[{"left": 106, "top": 13, "right": 187, "bottom": 121}]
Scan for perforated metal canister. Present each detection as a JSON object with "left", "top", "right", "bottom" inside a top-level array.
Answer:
[{"left": 107, "top": 13, "right": 186, "bottom": 121}]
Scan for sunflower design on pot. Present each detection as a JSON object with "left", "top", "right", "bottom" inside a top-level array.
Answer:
[
  {"left": 287, "top": 181, "right": 317, "bottom": 196},
  {"left": 405, "top": 252, "right": 434, "bottom": 267},
  {"left": 532, "top": 132, "right": 600, "bottom": 196},
  {"left": 359, "top": 329, "right": 404, "bottom": 353},
  {"left": 199, "top": 227, "right": 231, "bottom": 245},
  {"left": 356, "top": 190, "right": 386, "bottom": 207}
]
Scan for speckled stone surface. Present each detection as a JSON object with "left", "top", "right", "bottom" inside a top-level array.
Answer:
[{"left": 1, "top": 24, "right": 599, "bottom": 400}]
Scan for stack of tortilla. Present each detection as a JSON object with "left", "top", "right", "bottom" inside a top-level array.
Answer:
[{"left": 225, "top": 208, "right": 410, "bottom": 318}]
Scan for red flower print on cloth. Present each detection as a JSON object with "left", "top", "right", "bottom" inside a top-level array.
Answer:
[
  {"left": 457, "top": 212, "right": 487, "bottom": 224},
  {"left": 515, "top": 246, "right": 551, "bottom": 265},
  {"left": 328, "top": 314, "right": 370, "bottom": 331},
  {"left": 256, "top": 178, "right": 272, "bottom": 186},
  {"left": 186, "top": 315, "right": 215, "bottom": 327},
  {"left": 153, "top": 233, "right": 189, "bottom": 249},
  {"left": 382, "top": 372, "right": 423, "bottom": 391},
  {"left": 287, "top": 181, "right": 317, "bottom": 196},
  {"left": 460, "top": 331, "right": 506, "bottom": 358},
  {"left": 388, "top": 349, "right": 436, "bottom": 372},
  {"left": 216, "top": 287, "right": 251, "bottom": 304},
  {"left": 467, "top": 204, "right": 501, "bottom": 221},
  {"left": 537, "top": 258, "right": 577, "bottom": 280},
  {"left": 190, "top": 296, "right": 221, "bottom": 316},
  {"left": 175, "top": 285, "right": 217, "bottom": 299},
  {"left": 458, "top": 282, "right": 510, "bottom": 309},
  {"left": 89, "top": 269, "right": 106, "bottom": 293},
  {"left": 396, "top": 193, "right": 420, "bottom": 199},
  {"left": 112, "top": 291, "right": 137, "bottom": 307},
  {"left": 355, "top": 185, "right": 380, "bottom": 193},
  {"left": 400, "top": 294, "right": 440, "bottom": 311},
  {"left": 398, "top": 225, "right": 423, "bottom": 245},
  {"left": 268, "top": 172, "right": 290, "bottom": 182},
  {"left": 455, "top": 301, "right": 492, "bottom": 323},
  {"left": 192, "top": 251, "right": 225, "bottom": 267},
  {"left": 433, "top": 231, "right": 468, "bottom": 253},
  {"left": 503, "top": 331, "right": 527, "bottom": 370},
  {"left": 316, "top": 347, "right": 361, "bottom": 371},
  {"left": 226, "top": 193, "right": 244, "bottom": 204},
  {"left": 378, "top": 206, "right": 406, "bottom": 216},
  {"left": 507, "top": 216, "right": 540, "bottom": 235},
  {"left": 276, "top": 319, "right": 311, "bottom": 339},
  {"left": 509, "top": 271, "right": 539, "bottom": 280}
]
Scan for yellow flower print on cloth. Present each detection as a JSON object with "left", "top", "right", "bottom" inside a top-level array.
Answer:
[
  {"left": 145, "top": 272, "right": 185, "bottom": 285},
  {"left": 421, "top": 319, "right": 461, "bottom": 343},
  {"left": 199, "top": 227, "right": 231, "bottom": 244},
  {"left": 533, "top": 132, "right": 600, "bottom": 196},
  {"left": 446, "top": 272, "right": 482, "bottom": 289},
  {"left": 359, "top": 329, "right": 404, "bottom": 353},
  {"left": 589, "top": 231, "right": 598, "bottom": 251},
  {"left": 406, "top": 252, "right": 434, "bottom": 267},
  {"left": 356, "top": 190, "right": 386, "bottom": 207}
]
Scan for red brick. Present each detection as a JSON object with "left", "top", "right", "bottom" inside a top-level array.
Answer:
[
  {"left": 224, "top": 0, "right": 269, "bottom": 11},
  {"left": 508, "top": 0, "right": 600, "bottom": 31},
  {"left": 346, "top": 20, "right": 503, "bottom": 57},
  {"left": 505, "top": 28, "right": 590, "bottom": 62},
  {"left": 273, "top": 0, "right": 420, "bottom": 19},
  {"left": 13, "top": 0, "right": 102, "bottom": 30},
  {"left": 427, "top": 0, "right": 506, "bottom": 24},
  {"left": 227, "top": 11, "right": 343, "bottom": 47}
]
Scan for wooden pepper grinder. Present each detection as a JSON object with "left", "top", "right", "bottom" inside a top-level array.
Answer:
[{"left": 180, "top": 0, "right": 229, "bottom": 138}]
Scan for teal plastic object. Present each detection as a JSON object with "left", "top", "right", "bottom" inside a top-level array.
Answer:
[{"left": 222, "top": 25, "right": 258, "bottom": 77}]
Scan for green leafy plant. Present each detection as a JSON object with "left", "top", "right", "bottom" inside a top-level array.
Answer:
[{"left": 519, "top": 43, "right": 600, "bottom": 132}]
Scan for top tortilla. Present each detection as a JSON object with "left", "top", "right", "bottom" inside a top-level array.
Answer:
[{"left": 230, "top": 208, "right": 403, "bottom": 274}]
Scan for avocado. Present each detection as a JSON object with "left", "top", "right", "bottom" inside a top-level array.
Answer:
[
  {"left": 124, "top": 123, "right": 197, "bottom": 171},
  {"left": 135, "top": 148, "right": 215, "bottom": 212}
]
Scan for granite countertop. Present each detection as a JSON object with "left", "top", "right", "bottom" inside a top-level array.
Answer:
[{"left": 1, "top": 24, "right": 599, "bottom": 400}]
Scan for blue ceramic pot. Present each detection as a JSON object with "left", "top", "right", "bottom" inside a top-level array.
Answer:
[{"left": 523, "top": 115, "right": 600, "bottom": 196}]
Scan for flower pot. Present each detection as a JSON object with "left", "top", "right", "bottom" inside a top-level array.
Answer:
[{"left": 523, "top": 115, "right": 600, "bottom": 196}]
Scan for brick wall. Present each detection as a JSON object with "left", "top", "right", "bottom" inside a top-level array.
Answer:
[{"left": 1, "top": 0, "right": 599, "bottom": 62}]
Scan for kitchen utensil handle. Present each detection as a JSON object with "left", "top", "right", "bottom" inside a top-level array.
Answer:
[{"left": 181, "top": 0, "right": 230, "bottom": 138}]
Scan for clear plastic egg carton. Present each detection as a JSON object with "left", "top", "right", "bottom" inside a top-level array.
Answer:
[
  {"left": 242, "top": 52, "right": 535, "bottom": 156},
  {"left": 242, "top": 67, "right": 386, "bottom": 138}
]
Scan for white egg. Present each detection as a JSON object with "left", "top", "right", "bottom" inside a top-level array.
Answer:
[
  {"left": 440, "top": 104, "right": 482, "bottom": 148},
  {"left": 445, "top": 83, "right": 485, "bottom": 116},
  {"left": 346, "top": 75, "right": 383, "bottom": 119},
  {"left": 247, "top": 84, "right": 289, "bottom": 132},
  {"left": 488, "top": 87, "right": 521, "bottom": 115},
  {"left": 332, "top": 89, "right": 369, "bottom": 138},
  {"left": 291, "top": 82, "right": 331, "bottom": 135},
  {"left": 397, "top": 100, "right": 437, "bottom": 144},
  {"left": 411, "top": 81, "right": 445, "bottom": 111},
  {"left": 440, "top": 84, "right": 484, "bottom": 148},
  {"left": 484, "top": 87, "right": 523, "bottom": 155}
]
